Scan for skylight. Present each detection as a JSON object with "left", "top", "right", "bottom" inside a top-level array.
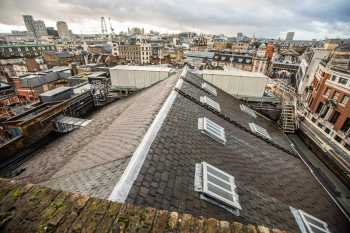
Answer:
[
  {"left": 194, "top": 162, "right": 241, "bottom": 215},
  {"left": 240, "top": 104, "right": 257, "bottom": 118},
  {"left": 200, "top": 96, "right": 221, "bottom": 112},
  {"left": 202, "top": 83, "right": 217, "bottom": 96},
  {"left": 290, "top": 207, "right": 331, "bottom": 233},
  {"left": 249, "top": 122, "right": 271, "bottom": 140},
  {"left": 198, "top": 117, "right": 226, "bottom": 144}
]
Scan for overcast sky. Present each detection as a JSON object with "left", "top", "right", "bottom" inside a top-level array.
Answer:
[{"left": 0, "top": 0, "right": 349, "bottom": 39}]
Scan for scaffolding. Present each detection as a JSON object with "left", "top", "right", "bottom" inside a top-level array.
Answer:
[{"left": 274, "top": 80, "right": 298, "bottom": 133}]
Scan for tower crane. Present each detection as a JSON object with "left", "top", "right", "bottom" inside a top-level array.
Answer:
[
  {"left": 108, "top": 17, "right": 115, "bottom": 36},
  {"left": 101, "top": 17, "right": 108, "bottom": 35}
]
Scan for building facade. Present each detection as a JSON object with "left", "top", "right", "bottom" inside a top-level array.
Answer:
[
  {"left": 286, "top": 32, "right": 295, "bottom": 41},
  {"left": 0, "top": 44, "right": 56, "bottom": 59},
  {"left": 211, "top": 50, "right": 253, "bottom": 71},
  {"left": 33, "top": 20, "right": 48, "bottom": 37},
  {"left": 22, "top": 15, "right": 48, "bottom": 38},
  {"left": 56, "top": 21, "right": 70, "bottom": 40},
  {"left": 118, "top": 43, "right": 151, "bottom": 64},
  {"left": 252, "top": 43, "right": 268, "bottom": 74},
  {"left": 306, "top": 62, "right": 350, "bottom": 152}
]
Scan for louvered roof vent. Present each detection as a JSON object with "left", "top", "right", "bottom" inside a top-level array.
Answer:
[{"left": 195, "top": 162, "right": 241, "bottom": 215}]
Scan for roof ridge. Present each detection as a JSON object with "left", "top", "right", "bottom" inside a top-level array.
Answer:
[{"left": 177, "top": 78, "right": 297, "bottom": 157}]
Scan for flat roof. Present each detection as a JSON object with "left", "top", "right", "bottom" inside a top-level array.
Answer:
[
  {"left": 110, "top": 65, "right": 173, "bottom": 72},
  {"left": 39, "top": 86, "right": 72, "bottom": 97}
]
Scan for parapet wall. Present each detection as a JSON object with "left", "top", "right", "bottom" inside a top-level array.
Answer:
[{"left": 0, "top": 178, "right": 288, "bottom": 233}]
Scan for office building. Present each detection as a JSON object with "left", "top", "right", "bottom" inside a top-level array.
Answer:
[
  {"left": 56, "top": 21, "right": 70, "bottom": 40},
  {"left": 23, "top": 15, "right": 35, "bottom": 35},
  {"left": 22, "top": 15, "right": 48, "bottom": 38},
  {"left": 286, "top": 32, "right": 295, "bottom": 41},
  {"left": 33, "top": 20, "right": 48, "bottom": 37}
]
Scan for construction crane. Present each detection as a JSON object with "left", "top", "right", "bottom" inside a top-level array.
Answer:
[
  {"left": 108, "top": 17, "right": 115, "bottom": 36},
  {"left": 101, "top": 17, "right": 108, "bottom": 35}
]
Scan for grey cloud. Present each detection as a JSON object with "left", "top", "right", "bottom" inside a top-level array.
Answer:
[{"left": 0, "top": 0, "right": 349, "bottom": 39}]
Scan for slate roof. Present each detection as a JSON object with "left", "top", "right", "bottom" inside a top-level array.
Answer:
[
  {"left": 10, "top": 67, "right": 349, "bottom": 232},
  {"left": 126, "top": 71, "right": 350, "bottom": 233},
  {"left": 13, "top": 74, "right": 179, "bottom": 199}
]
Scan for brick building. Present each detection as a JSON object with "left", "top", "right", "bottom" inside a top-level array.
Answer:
[
  {"left": 306, "top": 61, "right": 350, "bottom": 151},
  {"left": 43, "top": 51, "right": 77, "bottom": 68},
  {"left": 118, "top": 42, "right": 151, "bottom": 64},
  {"left": 9, "top": 67, "right": 71, "bottom": 101},
  {"left": 0, "top": 57, "right": 47, "bottom": 81}
]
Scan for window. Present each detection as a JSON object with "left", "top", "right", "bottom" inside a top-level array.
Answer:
[
  {"left": 318, "top": 123, "right": 323, "bottom": 128},
  {"left": 331, "top": 75, "right": 337, "bottom": 81},
  {"left": 291, "top": 207, "right": 331, "bottom": 233},
  {"left": 324, "top": 128, "right": 331, "bottom": 134},
  {"left": 311, "top": 117, "right": 317, "bottom": 123},
  {"left": 315, "top": 102, "right": 324, "bottom": 114},
  {"left": 323, "top": 87, "right": 331, "bottom": 97},
  {"left": 202, "top": 83, "right": 217, "bottom": 96},
  {"left": 315, "top": 82, "right": 320, "bottom": 91},
  {"left": 320, "top": 105, "right": 329, "bottom": 118},
  {"left": 340, "top": 95, "right": 349, "bottom": 105},
  {"left": 331, "top": 91, "right": 340, "bottom": 100},
  {"left": 198, "top": 117, "right": 226, "bottom": 144},
  {"left": 344, "top": 144, "right": 350, "bottom": 151},
  {"left": 329, "top": 110, "right": 340, "bottom": 124},
  {"left": 338, "top": 77, "right": 348, "bottom": 85},
  {"left": 200, "top": 96, "right": 221, "bottom": 112},
  {"left": 334, "top": 135, "right": 342, "bottom": 142},
  {"left": 194, "top": 162, "right": 241, "bottom": 215},
  {"left": 341, "top": 118, "right": 350, "bottom": 132},
  {"left": 308, "top": 97, "right": 314, "bottom": 107},
  {"left": 240, "top": 104, "right": 257, "bottom": 118},
  {"left": 249, "top": 123, "right": 271, "bottom": 140}
]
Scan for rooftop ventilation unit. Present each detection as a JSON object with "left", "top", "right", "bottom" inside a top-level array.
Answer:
[
  {"left": 198, "top": 117, "right": 226, "bottom": 144},
  {"left": 249, "top": 122, "right": 271, "bottom": 140},
  {"left": 195, "top": 162, "right": 241, "bottom": 215},
  {"left": 290, "top": 207, "right": 331, "bottom": 233},
  {"left": 202, "top": 83, "right": 217, "bottom": 96},
  {"left": 240, "top": 104, "right": 257, "bottom": 118},
  {"left": 200, "top": 96, "right": 221, "bottom": 112}
]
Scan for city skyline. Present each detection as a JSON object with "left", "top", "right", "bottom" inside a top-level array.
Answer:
[{"left": 0, "top": 0, "right": 349, "bottom": 40}]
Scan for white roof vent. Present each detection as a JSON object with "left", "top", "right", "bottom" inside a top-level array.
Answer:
[
  {"left": 194, "top": 162, "right": 241, "bottom": 215},
  {"left": 249, "top": 122, "right": 271, "bottom": 140},
  {"left": 290, "top": 207, "right": 331, "bottom": 233},
  {"left": 198, "top": 117, "right": 226, "bottom": 144},
  {"left": 200, "top": 96, "right": 221, "bottom": 112},
  {"left": 202, "top": 83, "right": 217, "bottom": 96},
  {"left": 240, "top": 104, "right": 256, "bottom": 118}
]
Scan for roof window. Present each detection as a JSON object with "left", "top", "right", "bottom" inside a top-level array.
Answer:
[
  {"left": 249, "top": 122, "right": 271, "bottom": 140},
  {"left": 195, "top": 162, "right": 241, "bottom": 215},
  {"left": 202, "top": 83, "right": 217, "bottom": 96},
  {"left": 200, "top": 96, "right": 221, "bottom": 112},
  {"left": 198, "top": 117, "right": 226, "bottom": 144},
  {"left": 240, "top": 104, "right": 257, "bottom": 118},
  {"left": 290, "top": 207, "right": 331, "bottom": 233}
]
